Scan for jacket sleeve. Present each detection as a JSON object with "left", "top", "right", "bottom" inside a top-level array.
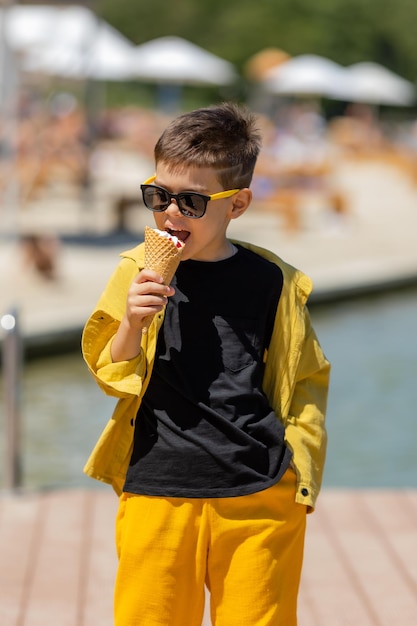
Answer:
[
  {"left": 285, "top": 308, "right": 330, "bottom": 511},
  {"left": 81, "top": 256, "right": 147, "bottom": 398}
]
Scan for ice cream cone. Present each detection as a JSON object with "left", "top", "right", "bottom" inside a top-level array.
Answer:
[
  {"left": 144, "top": 226, "right": 184, "bottom": 285},
  {"left": 141, "top": 227, "right": 185, "bottom": 335}
]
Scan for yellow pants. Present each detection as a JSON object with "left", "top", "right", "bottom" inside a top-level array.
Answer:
[{"left": 114, "top": 467, "right": 306, "bottom": 626}]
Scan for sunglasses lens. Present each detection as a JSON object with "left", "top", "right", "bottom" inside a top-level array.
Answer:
[
  {"left": 141, "top": 186, "right": 170, "bottom": 212},
  {"left": 141, "top": 185, "right": 207, "bottom": 218},
  {"left": 178, "top": 193, "right": 206, "bottom": 218}
]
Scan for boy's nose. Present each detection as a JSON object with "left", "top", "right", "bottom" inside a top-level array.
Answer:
[{"left": 164, "top": 198, "right": 181, "bottom": 216}]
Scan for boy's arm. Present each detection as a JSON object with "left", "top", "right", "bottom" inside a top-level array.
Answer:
[
  {"left": 82, "top": 257, "right": 147, "bottom": 398},
  {"left": 82, "top": 256, "right": 174, "bottom": 397},
  {"left": 110, "top": 269, "right": 174, "bottom": 362},
  {"left": 285, "top": 314, "right": 330, "bottom": 511}
]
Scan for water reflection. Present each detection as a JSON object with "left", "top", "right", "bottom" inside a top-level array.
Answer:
[{"left": 0, "top": 288, "right": 416, "bottom": 490}]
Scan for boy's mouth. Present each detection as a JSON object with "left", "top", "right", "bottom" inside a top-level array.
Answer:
[{"left": 167, "top": 228, "right": 190, "bottom": 244}]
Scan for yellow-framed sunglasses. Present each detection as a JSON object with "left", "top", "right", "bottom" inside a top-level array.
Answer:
[{"left": 140, "top": 175, "right": 240, "bottom": 219}]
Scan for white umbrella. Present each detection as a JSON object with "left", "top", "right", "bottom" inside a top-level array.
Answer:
[
  {"left": 1, "top": 5, "right": 136, "bottom": 81},
  {"left": 1, "top": 5, "right": 58, "bottom": 50},
  {"left": 342, "top": 62, "right": 416, "bottom": 106},
  {"left": 22, "top": 22, "right": 136, "bottom": 81},
  {"left": 262, "top": 54, "right": 348, "bottom": 99},
  {"left": 131, "top": 36, "right": 237, "bottom": 86}
]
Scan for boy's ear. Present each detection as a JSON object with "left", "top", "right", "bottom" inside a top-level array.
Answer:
[{"left": 229, "top": 188, "right": 252, "bottom": 219}]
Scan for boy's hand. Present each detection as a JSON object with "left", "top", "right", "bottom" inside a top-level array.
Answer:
[
  {"left": 111, "top": 269, "right": 175, "bottom": 362},
  {"left": 126, "top": 269, "right": 175, "bottom": 330}
]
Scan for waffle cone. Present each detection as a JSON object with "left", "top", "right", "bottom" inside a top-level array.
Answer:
[{"left": 144, "top": 226, "right": 184, "bottom": 285}]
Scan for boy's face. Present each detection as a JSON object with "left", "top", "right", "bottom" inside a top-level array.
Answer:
[{"left": 151, "top": 163, "right": 249, "bottom": 262}]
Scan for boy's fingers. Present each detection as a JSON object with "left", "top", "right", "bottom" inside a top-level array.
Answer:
[
  {"left": 133, "top": 269, "right": 163, "bottom": 284},
  {"left": 132, "top": 272, "right": 175, "bottom": 296},
  {"left": 132, "top": 281, "right": 174, "bottom": 297}
]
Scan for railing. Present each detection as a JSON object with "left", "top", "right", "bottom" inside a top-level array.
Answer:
[{"left": 1, "top": 308, "right": 23, "bottom": 490}]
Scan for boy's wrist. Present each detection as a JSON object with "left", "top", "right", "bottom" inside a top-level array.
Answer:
[{"left": 111, "top": 315, "right": 143, "bottom": 362}]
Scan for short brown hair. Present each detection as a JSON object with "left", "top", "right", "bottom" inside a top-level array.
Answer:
[{"left": 154, "top": 102, "right": 262, "bottom": 189}]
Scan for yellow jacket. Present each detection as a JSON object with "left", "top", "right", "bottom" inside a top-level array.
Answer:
[{"left": 82, "top": 240, "right": 330, "bottom": 511}]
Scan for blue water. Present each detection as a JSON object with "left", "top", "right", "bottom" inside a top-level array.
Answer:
[
  {"left": 0, "top": 288, "right": 416, "bottom": 490},
  {"left": 310, "top": 288, "right": 417, "bottom": 488}
]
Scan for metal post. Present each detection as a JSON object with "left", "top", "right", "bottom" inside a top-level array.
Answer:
[{"left": 1, "top": 308, "right": 23, "bottom": 490}]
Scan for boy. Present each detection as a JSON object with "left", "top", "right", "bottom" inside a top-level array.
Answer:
[{"left": 82, "top": 102, "right": 330, "bottom": 626}]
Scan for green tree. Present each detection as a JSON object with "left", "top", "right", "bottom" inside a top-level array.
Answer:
[{"left": 97, "top": 0, "right": 417, "bottom": 84}]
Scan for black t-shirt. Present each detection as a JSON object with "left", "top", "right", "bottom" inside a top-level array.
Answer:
[{"left": 124, "top": 245, "right": 292, "bottom": 497}]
